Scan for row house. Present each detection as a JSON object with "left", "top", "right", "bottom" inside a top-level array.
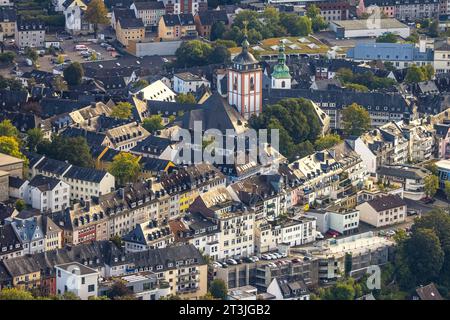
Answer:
[
  {"left": 28, "top": 154, "right": 115, "bottom": 202},
  {"left": 15, "top": 19, "right": 45, "bottom": 49},
  {"left": 161, "top": 0, "right": 207, "bottom": 15},
  {"left": 122, "top": 220, "right": 174, "bottom": 252},
  {"left": 377, "top": 165, "right": 430, "bottom": 200},
  {"left": 356, "top": 194, "right": 407, "bottom": 227},
  {"left": 363, "top": 0, "right": 440, "bottom": 20},
  {"left": 157, "top": 13, "right": 197, "bottom": 40}
]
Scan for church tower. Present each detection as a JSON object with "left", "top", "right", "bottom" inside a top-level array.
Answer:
[
  {"left": 227, "top": 35, "right": 262, "bottom": 119},
  {"left": 271, "top": 40, "right": 291, "bottom": 89}
]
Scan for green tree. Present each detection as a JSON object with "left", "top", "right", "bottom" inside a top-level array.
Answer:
[
  {"left": 108, "top": 281, "right": 134, "bottom": 300},
  {"left": 376, "top": 33, "right": 398, "bottom": 43},
  {"left": 110, "top": 234, "right": 123, "bottom": 248},
  {"left": 25, "top": 47, "right": 38, "bottom": 63},
  {"left": 63, "top": 62, "right": 84, "bottom": 86},
  {"left": 315, "top": 134, "right": 342, "bottom": 150},
  {"left": 208, "top": 45, "right": 231, "bottom": 64},
  {"left": 61, "top": 292, "right": 81, "bottom": 300},
  {"left": 210, "top": 21, "right": 226, "bottom": 41},
  {"left": 175, "top": 40, "right": 213, "bottom": 68},
  {"left": 26, "top": 128, "right": 44, "bottom": 151},
  {"left": 0, "top": 75, "right": 24, "bottom": 90},
  {"left": 132, "top": 79, "right": 149, "bottom": 90},
  {"left": 109, "top": 152, "right": 141, "bottom": 185},
  {"left": 280, "top": 14, "right": 312, "bottom": 36},
  {"left": 424, "top": 174, "right": 439, "bottom": 198},
  {"left": 427, "top": 19, "right": 439, "bottom": 37},
  {"left": 84, "top": 0, "right": 109, "bottom": 37},
  {"left": 0, "top": 119, "right": 19, "bottom": 139},
  {"left": 37, "top": 135, "right": 94, "bottom": 167},
  {"left": 52, "top": 75, "right": 68, "bottom": 91},
  {"left": 421, "top": 64, "right": 435, "bottom": 80},
  {"left": 209, "top": 279, "right": 227, "bottom": 300},
  {"left": 405, "top": 65, "right": 427, "bottom": 83},
  {"left": 445, "top": 181, "right": 450, "bottom": 204},
  {"left": 345, "top": 83, "right": 369, "bottom": 92},
  {"left": 0, "top": 52, "right": 15, "bottom": 64},
  {"left": 0, "top": 136, "right": 28, "bottom": 166},
  {"left": 320, "top": 278, "right": 361, "bottom": 300},
  {"left": 306, "top": 4, "right": 321, "bottom": 18},
  {"left": 142, "top": 115, "right": 164, "bottom": 133},
  {"left": 404, "top": 228, "right": 444, "bottom": 284},
  {"left": 15, "top": 199, "right": 26, "bottom": 211},
  {"left": 0, "top": 288, "right": 34, "bottom": 300},
  {"left": 111, "top": 102, "right": 133, "bottom": 119},
  {"left": 56, "top": 54, "right": 65, "bottom": 64},
  {"left": 341, "top": 103, "right": 371, "bottom": 136},
  {"left": 176, "top": 93, "right": 197, "bottom": 104}
]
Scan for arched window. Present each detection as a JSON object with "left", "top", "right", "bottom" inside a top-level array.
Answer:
[
  {"left": 233, "top": 76, "right": 238, "bottom": 90},
  {"left": 281, "top": 81, "right": 285, "bottom": 88},
  {"left": 250, "top": 76, "right": 255, "bottom": 91}
]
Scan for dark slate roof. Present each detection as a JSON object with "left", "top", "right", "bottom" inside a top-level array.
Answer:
[
  {"left": 22, "top": 151, "right": 45, "bottom": 168},
  {"left": 197, "top": 10, "right": 229, "bottom": 26},
  {"left": 366, "top": 194, "right": 406, "bottom": 212},
  {"left": 0, "top": 8, "right": 17, "bottom": 23},
  {"left": 40, "top": 98, "right": 90, "bottom": 119},
  {"left": 35, "top": 157, "right": 71, "bottom": 176},
  {"left": 29, "top": 174, "right": 62, "bottom": 192},
  {"left": 140, "top": 157, "right": 173, "bottom": 172},
  {"left": 9, "top": 176, "right": 27, "bottom": 189},
  {"left": 16, "top": 19, "right": 45, "bottom": 31},
  {"left": 133, "top": 1, "right": 165, "bottom": 10},
  {"left": 176, "top": 93, "right": 247, "bottom": 133},
  {"left": 63, "top": 166, "right": 108, "bottom": 183},
  {"left": 112, "top": 8, "right": 136, "bottom": 22},
  {"left": 118, "top": 17, "right": 144, "bottom": 29},
  {"left": 0, "top": 204, "right": 15, "bottom": 225},
  {"left": 146, "top": 100, "right": 199, "bottom": 116},
  {"left": 415, "top": 283, "right": 443, "bottom": 300},
  {"left": 262, "top": 88, "right": 411, "bottom": 113},
  {"left": 0, "top": 90, "right": 28, "bottom": 109},
  {"left": 162, "top": 13, "right": 194, "bottom": 26},
  {"left": 0, "top": 224, "right": 22, "bottom": 253},
  {"left": 131, "top": 135, "right": 172, "bottom": 156},
  {"left": 377, "top": 165, "right": 429, "bottom": 181},
  {"left": 60, "top": 127, "right": 108, "bottom": 148},
  {"left": 0, "top": 111, "right": 39, "bottom": 133},
  {"left": 122, "top": 244, "right": 204, "bottom": 270}
]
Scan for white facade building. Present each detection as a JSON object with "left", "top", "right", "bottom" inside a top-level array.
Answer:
[
  {"left": 356, "top": 194, "right": 406, "bottom": 228},
  {"left": 173, "top": 72, "right": 210, "bottom": 94},
  {"left": 55, "top": 262, "right": 99, "bottom": 300}
]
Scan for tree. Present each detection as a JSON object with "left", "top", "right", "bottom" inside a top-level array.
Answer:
[
  {"left": 111, "top": 102, "right": 133, "bottom": 119},
  {"left": 142, "top": 115, "right": 164, "bottom": 133},
  {"left": 0, "top": 75, "right": 24, "bottom": 91},
  {"left": 210, "top": 21, "right": 226, "bottom": 41},
  {"left": 52, "top": 75, "right": 68, "bottom": 91},
  {"left": 110, "top": 234, "right": 123, "bottom": 248},
  {"left": 376, "top": 33, "right": 398, "bottom": 43},
  {"left": 315, "top": 134, "right": 342, "bottom": 150},
  {"left": 209, "top": 279, "right": 227, "bottom": 300},
  {"left": 25, "top": 47, "right": 38, "bottom": 63},
  {"left": 306, "top": 4, "right": 321, "bottom": 18},
  {"left": 427, "top": 19, "right": 439, "bottom": 38},
  {"left": 15, "top": 199, "right": 26, "bottom": 211},
  {"left": 132, "top": 79, "right": 149, "bottom": 90},
  {"left": 0, "top": 52, "right": 15, "bottom": 64},
  {"left": 445, "top": 181, "right": 450, "bottom": 204},
  {"left": 404, "top": 228, "right": 444, "bottom": 284},
  {"left": 176, "top": 93, "right": 196, "bottom": 104},
  {"left": 250, "top": 98, "right": 322, "bottom": 161},
  {"left": 37, "top": 135, "right": 94, "bottom": 167},
  {"left": 0, "top": 136, "right": 28, "bottom": 166},
  {"left": 108, "top": 281, "right": 134, "bottom": 300},
  {"left": 405, "top": 65, "right": 427, "bottom": 83},
  {"left": 208, "top": 45, "right": 231, "bottom": 64},
  {"left": 26, "top": 128, "right": 44, "bottom": 151},
  {"left": 280, "top": 14, "right": 312, "bottom": 36},
  {"left": 0, "top": 119, "right": 19, "bottom": 139},
  {"left": 341, "top": 103, "right": 371, "bottom": 136},
  {"left": 109, "top": 152, "right": 141, "bottom": 185},
  {"left": 61, "top": 292, "right": 81, "bottom": 300},
  {"left": 63, "top": 62, "right": 84, "bottom": 86},
  {"left": 84, "top": 0, "right": 109, "bottom": 37},
  {"left": 0, "top": 288, "right": 34, "bottom": 300},
  {"left": 175, "top": 40, "right": 213, "bottom": 68},
  {"left": 56, "top": 55, "right": 65, "bottom": 64},
  {"left": 424, "top": 175, "right": 439, "bottom": 198},
  {"left": 319, "top": 278, "right": 361, "bottom": 300},
  {"left": 422, "top": 64, "right": 435, "bottom": 80}
]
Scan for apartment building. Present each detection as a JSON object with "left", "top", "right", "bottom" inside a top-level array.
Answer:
[
  {"left": 161, "top": 0, "right": 207, "bottom": 15},
  {"left": 157, "top": 13, "right": 197, "bottom": 40},
  {"left": 307, "top": 206, "right": 360, "bottom": 236},
  {"left": 25, "top": 175, "right": 70, "bottom": 213},
  {"left": 0, "top": 7, "right": 16, "bottom": 37},
  {"left": 356, "top": 194, "right": 407, "bottom": 227},
  {"left": 131, "top": 1, "right": 166, "bottom": 27},
  {"left": 116, "top": 17, "right": 145, "bottom": 46},
  {"left": 173, "top": 72, "right": 211, "bottom": 94},
  {"left": 15, "top": 19, "right": 46, "bottom": 48},
  {"left": 55, "top": 262, "right": 99, "bottom": 300}
]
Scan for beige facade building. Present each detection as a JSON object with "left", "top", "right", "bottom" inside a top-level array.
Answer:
[{"left": 116, "top": 17, "right": 145, "bottom": 47}]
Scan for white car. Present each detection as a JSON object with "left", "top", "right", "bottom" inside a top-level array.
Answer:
[
  {"left": 269, "top": 254, "right": 278, "bottom": 260},
  {"left": 261, "top": 254, "right": 271, "bottom": 260},
  {"left": 226, "top": 259, "right": 238, "bottom": 265},
  {"left": 251, "top": 256, "right": 259, "bottom": 262}
]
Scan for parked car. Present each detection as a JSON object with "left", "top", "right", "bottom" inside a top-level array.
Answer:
[
  {"left": 226, "top": 259, "right": 238, "bottom": 265},
  {"left": 421, "top": 197, "right": 435, "bottom": 204},
  {"left": 316, "top": 232, "right": 324, "bottom": 240},
  {"left": 407, "top": 209, "right": 418, "bottom": 216},
  {"left": 292, "top": 258, "right": 301, "bottom": 263},
  {"left": 386, "top": 230, "right": 396, "bottom": 237},
  {"left": 251, "top": 256, "right": 259, "bottom": 262},
  {"left": 268, "top": 254, "right": 278, "bottom": 260},
  {"left": 261, "top": 254, "right": 271, "bottom": 260}
]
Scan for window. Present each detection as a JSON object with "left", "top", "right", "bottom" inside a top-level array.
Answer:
[
  {"left": 281, "top": 81, "right": 285, "bottom": 88},
  {"left": 82, "top": 277, "right": 85, "bottom": 285},
  {"left": 88, "top": 284, "right": 95, "bottom": 292},
  {"left": 250, "top": 76, "right": 255, "bottom": 90}
]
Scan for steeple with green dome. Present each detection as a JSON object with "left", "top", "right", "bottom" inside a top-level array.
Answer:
[{"left": 271, "top": 40, "right": 291, "bottom": 80}]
